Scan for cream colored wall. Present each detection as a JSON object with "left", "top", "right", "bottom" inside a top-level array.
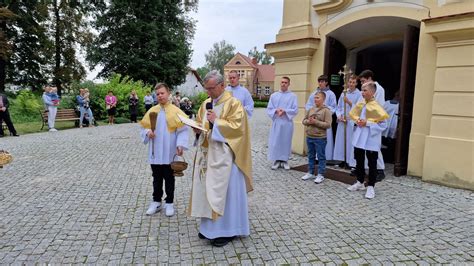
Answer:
[
  {"left": 268, "top": 0, "right": 474, "bottom": 189},
  {"left": 419, "top": 12, "right": 474, "bottom": 190}
]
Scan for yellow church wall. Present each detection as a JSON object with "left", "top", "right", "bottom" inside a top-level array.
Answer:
[
  {"left": 419, "top": 12, "right": 474, "bottom": 190},
  {"left": 267, "top": 0, "right": 474, "bottom": 189}
]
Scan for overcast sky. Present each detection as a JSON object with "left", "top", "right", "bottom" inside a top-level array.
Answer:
[
  {"left": 189, "top": 0, "right": 283, "bottom": 68},
  {"left": 86, "top": 0, "right": 283, "bottom": 80}
]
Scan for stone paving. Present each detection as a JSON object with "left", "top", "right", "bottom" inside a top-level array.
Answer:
[{"left": 0, "top": 109, "right": 473, "bottom": 264}]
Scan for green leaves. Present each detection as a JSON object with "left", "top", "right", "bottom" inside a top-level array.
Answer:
[{"left": 204, "top": 40, "right": 235, "bottom": 74}]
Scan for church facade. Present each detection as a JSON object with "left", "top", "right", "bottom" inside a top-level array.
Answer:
[{"left": 266, "top": 0, "right": 473, "bottom": 190}]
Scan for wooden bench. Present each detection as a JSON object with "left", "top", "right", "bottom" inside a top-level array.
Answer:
[{"left": 41, "top": 108, "right": 80, "bottom": 130}]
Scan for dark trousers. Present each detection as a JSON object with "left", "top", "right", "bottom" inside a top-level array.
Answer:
[
  {"left": 151, "top": 164, "right": 175, "bottom": 203},
  {"left": 354, "top": 147, "right": 378, "bottom": 187},
  {"left": 0, "top": 110, "right": 17, "bottom": 136}
]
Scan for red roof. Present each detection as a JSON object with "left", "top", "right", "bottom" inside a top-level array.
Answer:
[{"left": 256, "top": 64, "right": 275, "bottom": 82}]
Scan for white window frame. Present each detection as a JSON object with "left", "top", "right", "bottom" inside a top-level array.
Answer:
[{"left": 264, "top": 86, "right": 271, "bottom": 96}]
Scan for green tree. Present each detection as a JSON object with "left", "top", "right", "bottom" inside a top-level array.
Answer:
[
  {"left": 195, "top": 66, "right": 209, "bottom": 80},
  {"left": 5, "top": 1, "right": 51, "bottom": 91},
  {"left": 204, "top": 40, "right": 235, "bottom": 74},
  {"left": 47, "top": 0, "right": 101, "bottom": 96},
  {"left": 248, "top": 46, "right": 273, "bottom": 65},
  {"left": 87, "top": 0, "right": 197, "bottom": 87},
  {"left": 0, "top": 6, "right": 17, "bottom": 92}
]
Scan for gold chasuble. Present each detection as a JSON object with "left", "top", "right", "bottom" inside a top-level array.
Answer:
[
  {"left": 188, "top": 91, "right": 253, "bottom": 220},
  {"left": 349, "top": 98, "right": 389, "bottom": 123},
  {"left": 139, "top": 102, "right": 187, "bottom": 132}
]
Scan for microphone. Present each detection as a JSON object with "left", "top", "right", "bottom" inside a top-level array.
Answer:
[{"left": 206, "top": 102, "right": 213, "bottom": 129}]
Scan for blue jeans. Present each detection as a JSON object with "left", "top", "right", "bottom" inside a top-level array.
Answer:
[
  {"left": 79, "top": 106, "right": 94, "bottom": 126},
  {"left": 307, "top": 137, "right": 327, "bottom": 176}
]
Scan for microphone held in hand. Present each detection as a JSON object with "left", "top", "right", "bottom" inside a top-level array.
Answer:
[{"left": 206, "top": 102, "right": 213, "bottom": 129}]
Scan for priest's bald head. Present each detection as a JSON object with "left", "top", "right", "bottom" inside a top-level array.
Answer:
[{"left": 203, "top": 70, "right": 225, "bottom": 99}]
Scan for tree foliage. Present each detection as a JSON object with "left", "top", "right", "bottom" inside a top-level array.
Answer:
[
  {"left": 248, "top": 46, "right": 273, "bottom": 65},
  {"left": 87, "top": 0, "right": 197, "bottom": 87},
  {"left": 0, "top": 6, "right": 17, "bottom": 92},
  {"left": 204, "top": 40, "right": 235, "bottom": 74}
]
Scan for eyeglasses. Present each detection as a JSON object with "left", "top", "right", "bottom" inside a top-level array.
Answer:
[{"left": 204, "top": 82, "right": 223, "bottom": 91}]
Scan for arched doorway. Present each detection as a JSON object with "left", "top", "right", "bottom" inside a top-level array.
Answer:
[{"left": 323, "top": 16, "right": 420, "bottom": 177}]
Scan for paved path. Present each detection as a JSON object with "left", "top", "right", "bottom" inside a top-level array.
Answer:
[{"left": 1, "top": 109, "right": 473, "bottom": 264}]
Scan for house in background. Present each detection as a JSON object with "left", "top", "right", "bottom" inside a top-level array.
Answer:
[
  {"left": 224, "top": 53, "right": 275, "bottom": 99},
  {"left": 175, "top": 69, "right": 204, "bottom": 97}
]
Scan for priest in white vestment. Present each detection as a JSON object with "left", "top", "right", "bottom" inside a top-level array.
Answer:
[
  {"left": 188, "top": 70, "right": 253, "bottom": 247},
  {"left": 266, "top": 76, "right": 298, "bottom": 170},
  {"left": 305, "top": 75, "right": 337, "bottom": 161}
]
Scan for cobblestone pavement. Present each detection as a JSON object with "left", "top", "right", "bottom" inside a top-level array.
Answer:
[{"left": 1, "top": 109, "right": 473, "bottom": 264}]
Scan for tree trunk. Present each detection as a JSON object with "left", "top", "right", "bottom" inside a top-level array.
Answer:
[
  {"left": 0, "top": 57, "right": 5, "bottom": 93},
  {"left": 53, "top": 0, "right": 62, "bottom": 96}
]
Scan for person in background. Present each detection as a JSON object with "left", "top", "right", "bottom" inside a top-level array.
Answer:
[
  {"left": 144, "top": 91, "right": 154, "bottom": 112},
  {"left": 0, "top": 93, "right": 19, "bottom": 137},
  {"left": 77, "top": 88, "right": 94, "bottom": 128},
  {"left": 42, "top": 86, "right": 59, "bottom": 132},
  {"left": 105, "top": 90, "right": 117, "bottom": 125},
  {"left": 129, "top": 90, "right": 139, "bottom": 123},
  {"left": 226, "top": 70, "right": 254, "bottom": 118}
]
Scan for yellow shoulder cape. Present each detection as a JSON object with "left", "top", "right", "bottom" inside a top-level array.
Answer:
[
  {"left": 140, "top": 102, "right": 187, "bottom": 132},
  {"left": 196, "top": 91, "right": 253, "bottom": 192},
  {"left": 349, "top": 98, "right": 389, "bottom": 123}
]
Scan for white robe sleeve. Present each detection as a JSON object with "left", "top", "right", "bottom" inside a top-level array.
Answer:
[
  {"left": 211, "top": 122, "right": 227, "bottom": 143},
  {"left": 305, "top": 93, "right": 315, "bottom": 111},
  {"left": 140, "top": 128, "right": 151, "bottom": 144},
  {"left": 244, "top": 90, "right": 254, "bottom": 118},
  {"left": 266, "top": 94, "right": 277, "bottom": 120},
  {"left": 327, "top": 92, "right": 337, "bottom": 114},
  {"left": 366, "top": 119, "right": 388, "bottom": 137},
  {"left": 176, "top": 125, "right": 189, "bottom": 150},
  {"left": 336, "top": 94, "right": 344, "bottom": 118},
  {"left": 284, "top": 94, "right": 298, "bottom": 120}
]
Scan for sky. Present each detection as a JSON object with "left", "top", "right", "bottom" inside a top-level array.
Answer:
[
  {"left": 86, "top": 0, "right": 283, "bottom": 80},
  {"left": 189, "top": 0, "right": 283, "bottom": 68}
]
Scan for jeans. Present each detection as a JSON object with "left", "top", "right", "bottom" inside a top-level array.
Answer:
[
  {"left": 79, "top": 106, "right": 94, "bottom": 126},
  {"left": 307, "top": 137, "right": 327, "bottom": 176},
  {"left": 47, "top": 106, "right": 57, "bottom": 129}
]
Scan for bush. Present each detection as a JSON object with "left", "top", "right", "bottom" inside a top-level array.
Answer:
[
  {"left": 9, "top": 90, "right": 43, "bottom": 123},
  {"left": 254, "top": 101, "right": 268, "bottom": 108},
  {"left": 190, "top": 91, "right": 209, "bottom": 114},
  {"left": 67, "top": 74, "right": 153, "bottom": 120}
]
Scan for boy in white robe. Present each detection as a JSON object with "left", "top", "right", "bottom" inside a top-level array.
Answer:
[
  {"left": 347, "top": 82, "right": 389, "bottom": 199},
  {"left": 333, "top": 75, "right": 361, "bottom": 166},
  {"left": 140, "top": 83, "right": 189, "bottom": 217},
  {"left": 266, "top": 76, "right": 298, "bottom": 170},
  {"left": 305, "top": 75, "right": 337, "bottom": 161},
  {"left": 226, "top": 70, "right": 254, "bottom": 118}
]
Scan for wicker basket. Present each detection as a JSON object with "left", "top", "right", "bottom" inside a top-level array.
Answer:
[
  {"left": 0, "top": 150, "right": 13, "bottom": 168},
  {"left": 170, "top": 155, "right": 188, "bottom": 177}
]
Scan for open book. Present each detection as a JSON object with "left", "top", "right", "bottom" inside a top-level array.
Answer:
[{"left": 178, "top": 114, "right": 208, "bottom": 132}]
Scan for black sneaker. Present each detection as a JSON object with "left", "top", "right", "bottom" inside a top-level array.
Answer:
[
  {"left": 211, "top": 236, "right": 234, "bottom": 247},
  {"left": 198, "top": 233, "right": 209, "bottom": 240}
]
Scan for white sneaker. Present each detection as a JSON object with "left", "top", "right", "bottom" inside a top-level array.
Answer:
[
  {"left": 365, "top": 186, "right": 375, "bottom": 199},
  {"left": 49, "top": 128, "right": 58, "bottom": 132},
  {"left": 146, "top": 201, "right": 161, "bottom": 215},
  {"left": 165, "top": 203, "right": 175, "bottom": 217},
  {"left": 314, "top": 175, "right": 325, "bottom": 184},
  {"left": 271, "top": 161, "right": 280, "bottom": 170},
  {"left": 301, "top": 173, "right": 314, "bottom": 180},
  {"left": 282, "top": 161, "right": 290, "bottom": 170},
  {"left": 347, "top": 181, "right": 365, "bottom": 191}
]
